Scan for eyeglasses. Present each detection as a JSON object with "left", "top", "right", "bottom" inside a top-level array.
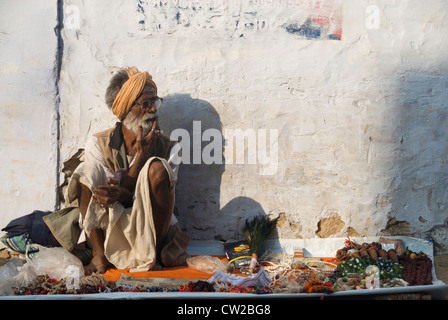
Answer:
[{"left": 134, "top": 97, "right": 163, "bottom": 110}]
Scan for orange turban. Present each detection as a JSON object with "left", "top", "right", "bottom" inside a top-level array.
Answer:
[{"left": 112, "top": 67, "right": 157, "bottom": 120}]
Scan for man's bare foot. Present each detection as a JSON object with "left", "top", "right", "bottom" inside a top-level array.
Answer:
[
  {"left": 84, "top": 255, "right": 112, "bottom": 275},
  {"left": 151, "top": 262, "right": 163, "bottom": 271}
]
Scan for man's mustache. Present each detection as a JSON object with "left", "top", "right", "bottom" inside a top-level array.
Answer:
[{"left": 142, "top": 113, "right": 157, "bottom": 121}]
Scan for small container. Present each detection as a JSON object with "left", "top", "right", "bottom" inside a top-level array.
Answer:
[
  {"left": 359, "top": 248, "right": 369, "bottom": 258},
  {"left": 349, "top": 248, "right": 360, "bottom": 258},
  {"left": 387, "top": 249, "right": 399, "bottom": 263},
  {"left": 378, "top": 249, "right": 389, "bottom": 260},
  {"left": 367, "top": 247, "right": 379, "bottom": 262}
]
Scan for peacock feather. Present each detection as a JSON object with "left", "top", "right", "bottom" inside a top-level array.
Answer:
[{"left": 242, "top": 215, "right": 278, "bottom": 256}]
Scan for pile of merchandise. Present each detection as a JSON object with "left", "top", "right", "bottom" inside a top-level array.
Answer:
[
  {"left": 10, "top": 236, "right": 435, "bottom": 296},
  {"left": 332, "top": 237, "right": 433, "bottom": 291},
  {"left": 14, "top": 274, "right": 273, "bottom": 296}
]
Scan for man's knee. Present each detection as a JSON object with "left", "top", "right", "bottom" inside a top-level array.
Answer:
[
  {"left": 148, "top": 159, "right": 170, "bottom": 189},
  {"left": 66, "top": 161, "right": 106, "bottom": 205}
]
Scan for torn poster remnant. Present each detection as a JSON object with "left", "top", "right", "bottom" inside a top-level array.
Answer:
[{"left": 135, "top": 0, "right": 342, "bottom": 40}]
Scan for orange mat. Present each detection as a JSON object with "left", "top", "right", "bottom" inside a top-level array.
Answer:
[
  {"left": 101, "top": 256, "right": 339, "bottom": 283},
  {"left": 102, "top": 256, "right": 235, "bottom": 283}
]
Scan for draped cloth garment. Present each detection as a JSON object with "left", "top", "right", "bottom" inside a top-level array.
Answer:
[{"left": 66, "top": 157, "right": 189, "bottom": 272}]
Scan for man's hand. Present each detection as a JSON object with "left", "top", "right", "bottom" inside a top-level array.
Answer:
[
  {"left": 136, "top": 117, "right": 160, "bottom": 160},
  {"left": 93, "top": 177, "right": 133, "bottom": 207}
]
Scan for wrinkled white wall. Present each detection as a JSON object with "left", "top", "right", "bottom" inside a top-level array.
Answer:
[
  {"left": 0, "top": 1, "right": 59, "bottom": 227},
  {"left": 2, "top": 0, "right": 448, "bottom": 253}
]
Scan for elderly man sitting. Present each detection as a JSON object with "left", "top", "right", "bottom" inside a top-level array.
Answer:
[{"left": 65, "top": 67, "right": 189, "bottom": 275}]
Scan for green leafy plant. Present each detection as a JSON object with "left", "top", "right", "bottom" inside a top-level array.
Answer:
[{"left": 242, "top": 215, "right": 278, "bottom": 257}]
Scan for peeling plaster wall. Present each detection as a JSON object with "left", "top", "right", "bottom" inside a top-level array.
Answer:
[
  {"left": 57, "top": 0, "right": 448, "bottom": 252},
  {"left": 0, "top": 1, "right": 59, "bottom": 228},
  {"left": 1, "top": 1, "right": 448, "bottom": 253}
]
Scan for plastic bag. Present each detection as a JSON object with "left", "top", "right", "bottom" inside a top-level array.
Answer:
[
  {"left": 0, "top": 277, "right": 15, "bottom": 296},
  {"left": 0, "top": 258, "right": 26, "bottom": 295},
  {"left": 14, "top": 245, "right": 83, "bottom": 287},
  {"left": 0, "top": 258, "right": 25, "bottom": 279},
  {"left": 187, "top": 255, "right": 229, "bottom": 274}
]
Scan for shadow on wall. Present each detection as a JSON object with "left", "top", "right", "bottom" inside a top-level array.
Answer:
[
  {"left": 383, "top": 69, "right": 448, "bottom": 253},
  {"left": 158, "top": 93, "right": 279, "bottom": 242},
  {"left": 158, "top": 93, "right": 224, "bottom": 239},
  {"left": 219, "top": 196, "right": 281, "bottom": 246}
]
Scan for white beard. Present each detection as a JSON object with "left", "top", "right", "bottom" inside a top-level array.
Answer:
[{"left": 123, "top": 112, "right": 155, "bottom": 137}]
